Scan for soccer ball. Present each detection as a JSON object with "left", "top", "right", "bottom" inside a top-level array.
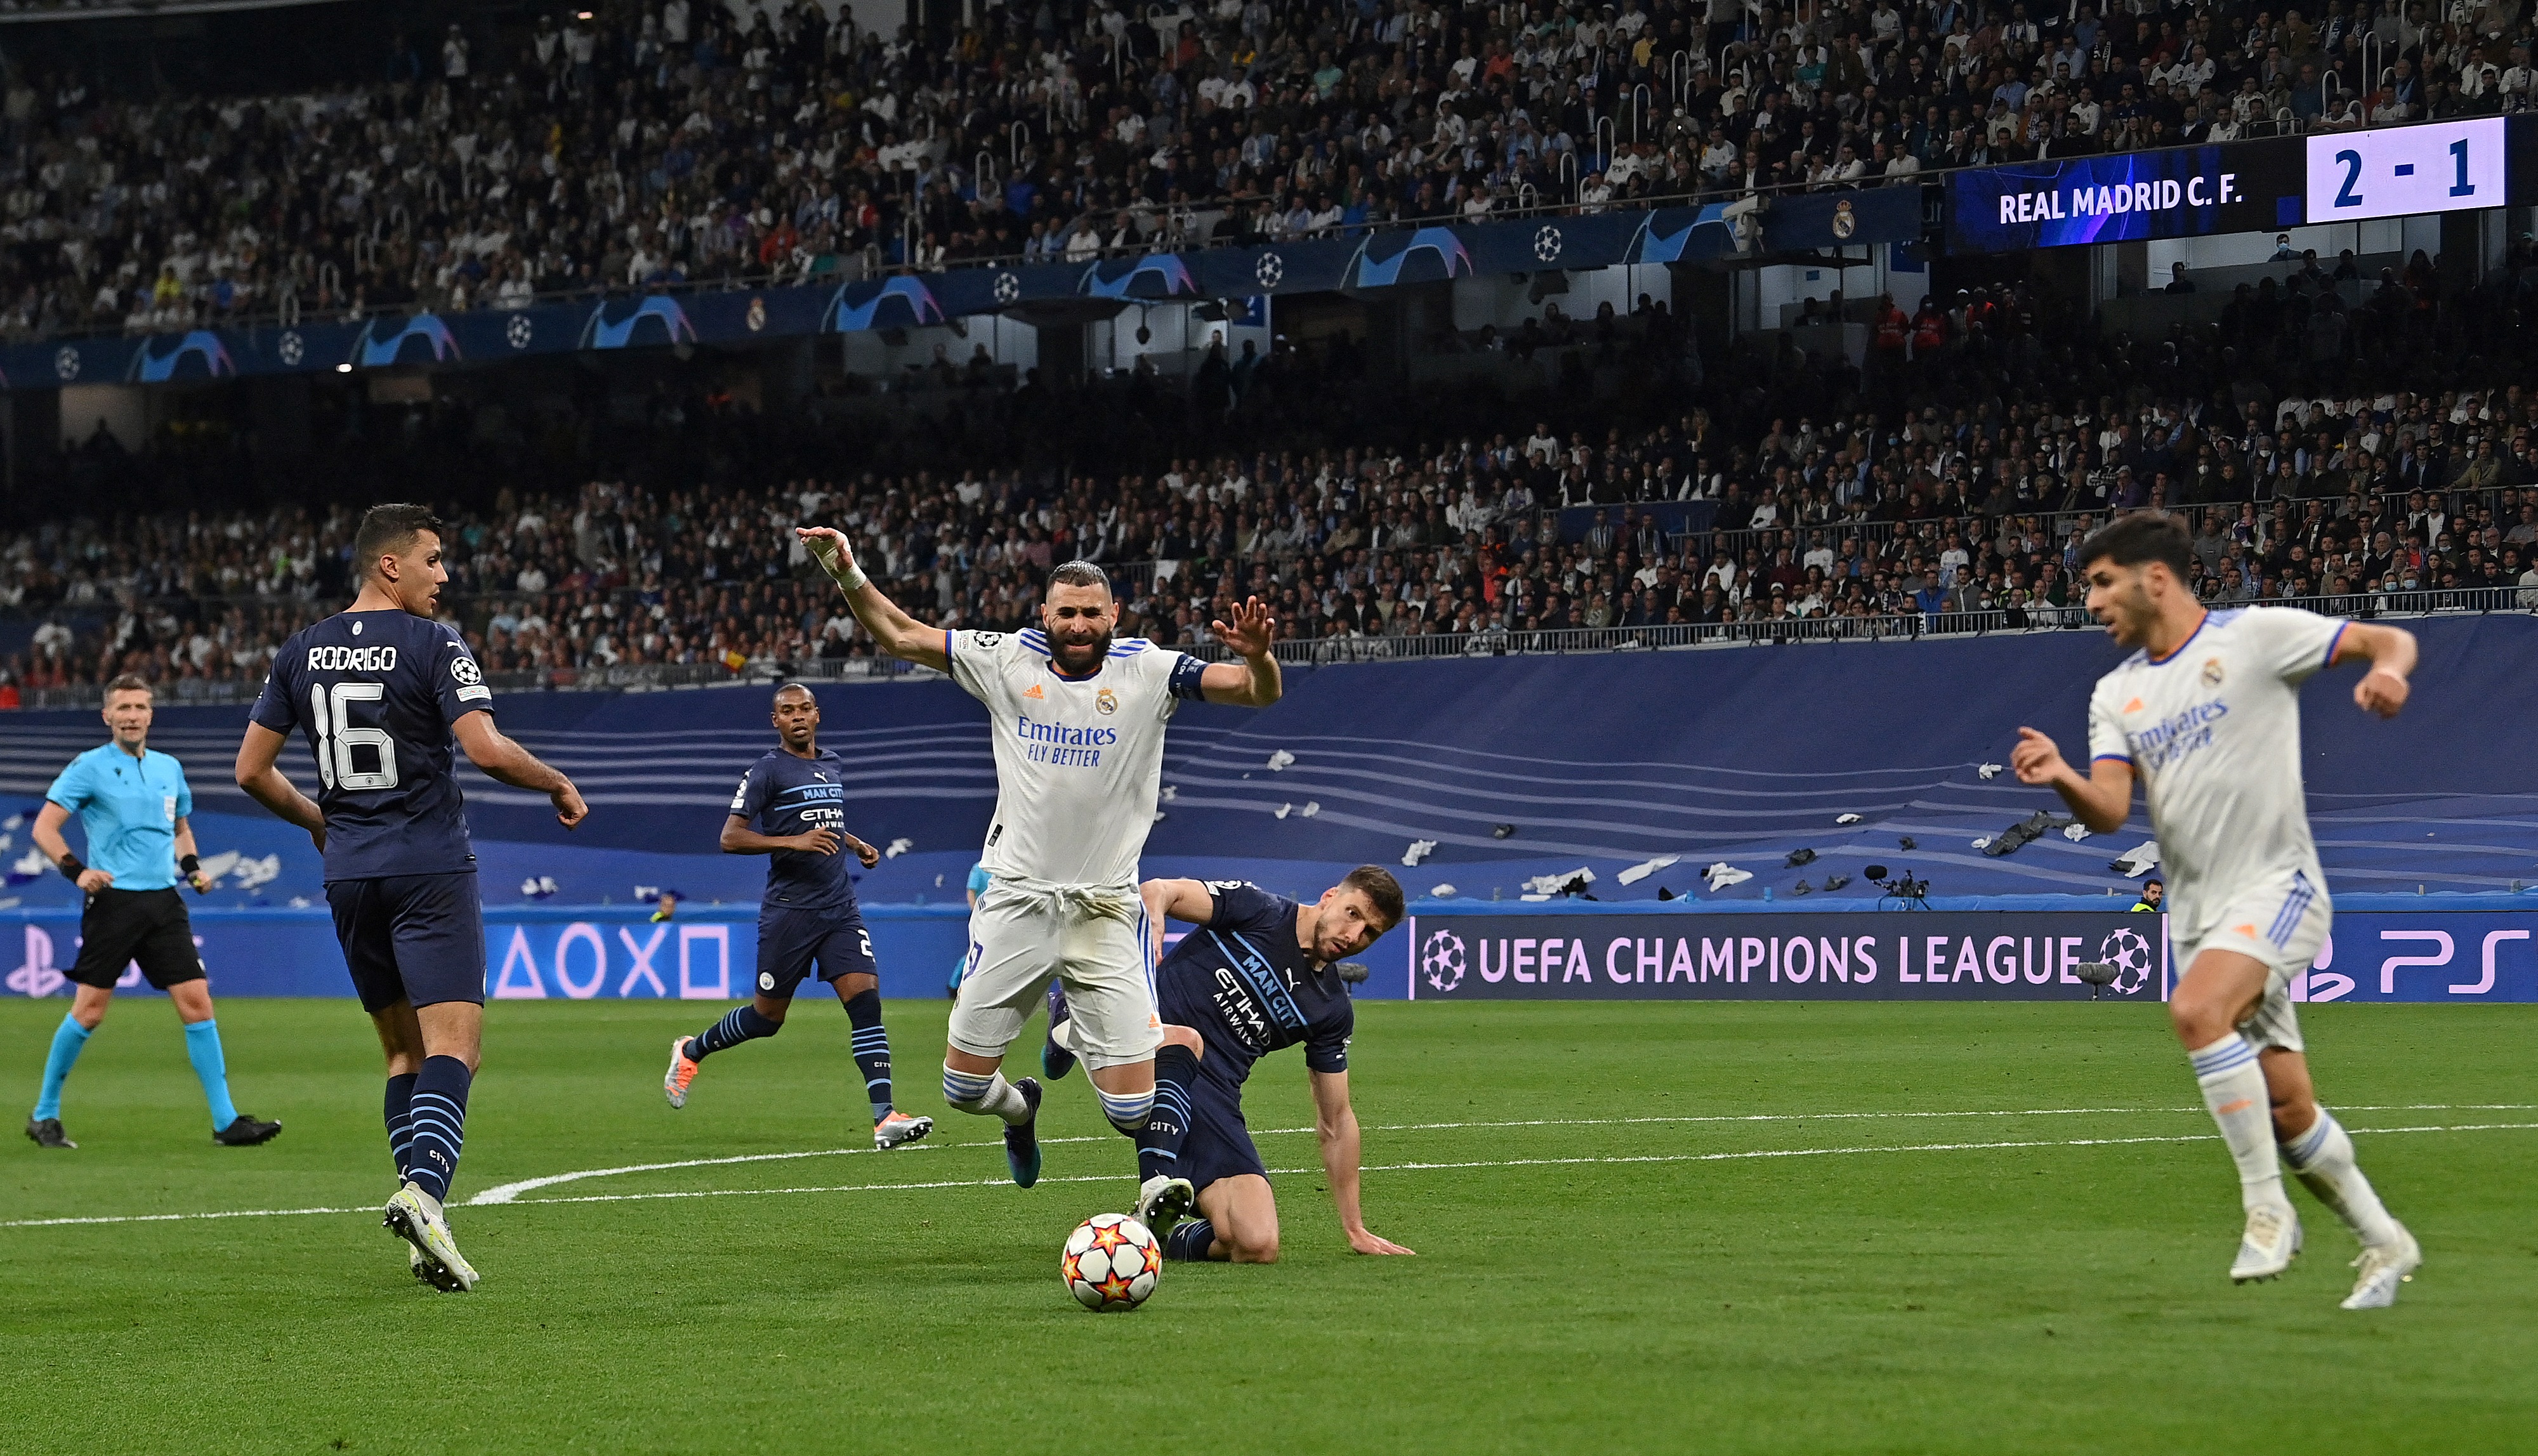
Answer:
[{"left": 1062, "top": 1213, "right": 1161, "bottom": 1311}]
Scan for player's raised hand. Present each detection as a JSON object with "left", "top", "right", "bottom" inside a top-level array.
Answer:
[
  {"left": 1213, "top": 595, "right": 1277, "bottom": 657},
  {"left": 2355, "top": 666, "right": 2410, "bottom": 718},
  {"left": 552, "top": 780, "right": 588, "bottom": 830},
  {"left": 1347, "top": 1227, "right": 1416, "bottom": 1256},
  {"left": 794, "top": 526, "right": 861, "bottom": 585},
  {"left": 2009, "top": 726, "right": 2066, "bottom": 785},
  {"left": 792, "top": 827, "right": 843, "bottom": 856}
]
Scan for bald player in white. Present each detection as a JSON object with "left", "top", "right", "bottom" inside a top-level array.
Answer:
[
  {"left": 2013, "top": 511, "right": 2423, "bottom": 1310},
  {"left": 796, "top": 527, "right": 1280, "bottom": 1208}
]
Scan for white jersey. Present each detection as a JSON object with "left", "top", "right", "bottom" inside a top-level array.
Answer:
[
  {"left": 947, "top": 627, "right": 1206, "bottom": 888},
  {"left": 2087, "top": 605, "right": 2347, "bottom": 935}
]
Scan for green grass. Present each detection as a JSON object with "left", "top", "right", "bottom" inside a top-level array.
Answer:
[{"left": 3, "top": 998, "right": 2534, "bottom": 1455}]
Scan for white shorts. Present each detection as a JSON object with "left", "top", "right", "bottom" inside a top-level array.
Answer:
[
  {"left": 2171, "top": 868, "right": 2330, "bottom": 1054},
  {"left": 947, "top": 881, "right": 1160, "bottom": 1072}
]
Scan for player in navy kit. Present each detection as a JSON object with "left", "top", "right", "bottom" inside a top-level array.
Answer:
[
  {"left": 1047, "top": 869, "right": 1416, "bottom": 1263},
  {"left": 233, "top": 504, "right": 586, "bottom": 1292},
  {"left": 659, "top": 682, "right": 933, "bottom": 1151}
]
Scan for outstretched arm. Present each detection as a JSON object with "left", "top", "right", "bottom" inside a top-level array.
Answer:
[
  {"left": 233, "top": 723, "right": 326, "bottom": 849},
  {"left": 453, "top": 711, "right": 588, "bottom": 829},
  {"left": 1310, "top": 1068, "right": 1415, "bottom": 1256},
  {"left": 1197, "top": 596, "right": 1281, "bottom": 705},
  {"left": 2009, "top": 726, "right": 2135, "bottom": 835},
  {"left": 2334, "top": 621, "right": 2417, "bottom": 718},
  {"left": 796, "top": 526, "right": 950, "bottom": 672},
  {"left": 1139, "top": 877, "right": 1216, "bottom": 965}
]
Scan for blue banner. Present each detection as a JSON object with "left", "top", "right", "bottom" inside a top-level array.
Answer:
[
  {"left": 2, "top": 903, "right": 969, "bottom": 1003},
  {"left": 0, "top": 199, "right": 1923, "bottom": 391}
]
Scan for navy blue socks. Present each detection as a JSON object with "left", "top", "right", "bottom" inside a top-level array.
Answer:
[
  {"left": 685, "top": 1004, "right": 780, "bottom": 1063},
  {"left": 1165, "top": 1219, "right": 1216, "bottom": 1262},
  {"left": 842, "top": 988, "right": 893, "bottom": 1122},
  {"left": 1138, "top": 1043, "right": 1197, "bottom": 1183},
  {"left": 384, "top": 1072, "right": 418, "bottom": 1182},
  {"left": 405, "top": 1056, "right": 472, "bottom": 1202}
]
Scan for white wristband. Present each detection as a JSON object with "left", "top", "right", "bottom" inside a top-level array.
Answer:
[{"left": 838, "top": 561, "right": 869, "bottom": 591}]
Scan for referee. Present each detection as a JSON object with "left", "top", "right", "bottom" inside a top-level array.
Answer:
[{"left": 25, "top": 674, "right": 280, "bottom": 1149}]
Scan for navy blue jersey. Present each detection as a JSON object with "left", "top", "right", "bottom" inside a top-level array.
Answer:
[
  {"left": 728, "top": 747, "right": 861, "bottom": 913},
  {"left": 1155, "top": 881, "right": 1353, "bottom": 1082},
  {"left": 249, "top": 610, "right": 490, "bottom": 882}
]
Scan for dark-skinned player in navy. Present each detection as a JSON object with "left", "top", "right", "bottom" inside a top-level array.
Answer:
[
  {"left": 1046, "top": 867, "right": 1417, "bottom": 1263},
  {"left": 659, "top": 682, "right": 933, "bottom": 1151},
  {"left": 235, "top": 503, "right": 586, "bottom": 1293}
]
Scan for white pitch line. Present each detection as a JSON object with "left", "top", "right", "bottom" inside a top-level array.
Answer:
[
  {"left": 463, "top": 1102, "right": 2538, "bottom": 1205},
  {"left": 6, "top": 1116, "right": 2534, "bottom": 1230}
]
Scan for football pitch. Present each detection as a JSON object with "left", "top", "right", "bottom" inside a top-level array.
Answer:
[{"left": 4, "top": 998, "right": 2534, "bottom": 1455}]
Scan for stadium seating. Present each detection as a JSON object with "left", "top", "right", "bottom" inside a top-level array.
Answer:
[{"left": 1, "top": 0, "right": 2523, "bottom": 340}]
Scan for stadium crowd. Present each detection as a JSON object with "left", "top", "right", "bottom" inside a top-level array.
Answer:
[
  {"left": 9, "top": 270, "right": 2538, "bottom": 702},
  {"left": 7, "top": 0, "right": 2537, "bottom": 339}
]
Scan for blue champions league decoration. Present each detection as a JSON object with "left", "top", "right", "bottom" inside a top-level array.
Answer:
[
  {"left": 582, "top": 295, "right": 699, "bottom": 349},
  {"left": 827, "top": 275, "right": 947, "bottom": 330},
  {"left": 352, "top": 312, "right": 463, "bottom": 367},
  {"left": 0, "top": 198, "right": 1923, "bottom": 391},
  {"left": 128, "top": 330, "right": 236, "bottom": 382}
]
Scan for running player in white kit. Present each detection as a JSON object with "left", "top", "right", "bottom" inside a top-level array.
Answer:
[
  {"left": 794, "top": 526, "right": 1280, "bottom": 1202},
  {"left": 2012, "top": 513, "right": 2424, "bottom": 1310}
]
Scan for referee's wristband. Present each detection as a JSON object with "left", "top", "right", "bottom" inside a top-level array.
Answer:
[
  {"left": 57, "top": 854, "right": 85, "bottom": 882},
  {"left": 180, "top": 854, "right": 201, "bottom": 876}
]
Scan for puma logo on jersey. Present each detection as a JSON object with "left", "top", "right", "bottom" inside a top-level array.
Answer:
[{"left": 1022, "top": 683, "right": 1046, "bottom": 700}]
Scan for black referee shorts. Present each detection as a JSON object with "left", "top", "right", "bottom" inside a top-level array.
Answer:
[{"left": 66, "top": 887, "right": 205, "bottom": 991}]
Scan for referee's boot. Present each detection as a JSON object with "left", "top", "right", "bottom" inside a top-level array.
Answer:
[
  {"left": 213, "top": 1113, "right": 282, "bottom": 1146},
  {"left": 25, "top": 1117, "right": 76, "bottom": 1149}
]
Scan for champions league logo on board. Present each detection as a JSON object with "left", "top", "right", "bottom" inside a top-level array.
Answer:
[
  {"left": 1420, "top": 929, "right": 1467, "bottom": 994},
  {"left": 2096, "top": 926, "right": 2155, "bottom": 995}
]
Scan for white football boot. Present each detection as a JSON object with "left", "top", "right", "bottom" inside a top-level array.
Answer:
[
  {"left": 1134, "top": 1174, "right": 1196, "bottom": 1240},
  {"left": 2230, "top": 1202, "right": 2302, "bottom": 1283},
  {"left": 385, "top": 1181, "right": 478, "bottom": 1292},
  {"left": 2339, "top": 1223, "right": 2423, "bottom": 1310}
]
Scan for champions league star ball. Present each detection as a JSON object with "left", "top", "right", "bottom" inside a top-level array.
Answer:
[
  {"left": 2098, "top": 926, "right": 2157, "bottom": 995},
  {"left": 1062, "top": 1213, "right": 1162, "bottom": 1311}
]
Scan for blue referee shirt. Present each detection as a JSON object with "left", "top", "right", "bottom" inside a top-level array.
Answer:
[{"left": 45, "top": 744, "right": 191, "bottom": 891}]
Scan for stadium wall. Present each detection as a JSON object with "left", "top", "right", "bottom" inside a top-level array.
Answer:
[{"left": 5, "top": 901, "right": 2532, "bottom": 1006}]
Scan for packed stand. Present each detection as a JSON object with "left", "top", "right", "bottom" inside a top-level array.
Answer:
[
  {"left": 8, "top": 0, "right": 2531, "bottom": 341},
  {"left": 8, "top": 293, "right": 2538, "bottom": 702}
]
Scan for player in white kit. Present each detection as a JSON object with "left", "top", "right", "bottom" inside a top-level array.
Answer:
[
  {"left": 795, "top": 526, "right": 1281, "bottom": 1202},
  {"left": 2012, "top": 513, "right": 2424, "bottom": 1310}
]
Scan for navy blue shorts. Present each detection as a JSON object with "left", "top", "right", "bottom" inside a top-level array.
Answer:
[
  {"left": 755, "top": 905, "right": 878, "bottom": 999},
  {"left": 1181, "top": 1054, "right": 1268, "bottom": 1195},
  {"left": 326, "top": 872, "right": 487, "bottom": 1013}
]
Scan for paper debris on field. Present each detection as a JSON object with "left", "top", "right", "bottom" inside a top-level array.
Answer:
[
  {"left": 1299, "top": 801, "right": 1321, "bottom": 818},
  {"left": 1266, "top": 749, "right": 1296, "bottom": 771},
  {"left": 1978, "top": 763, "right": 2006, "bottom": 780},
  {"left": 1160, "top": 784, "right": 1178, "bottom": 803},
  {"left": 1703, "top": 862, "right": 1753, "bottom": 892},
  {"left": 1274, "top": 803, "right": 1292, "bottom": 820},
  {"left": 2111, "top": 840, "right": 2160, "bottom": 877},
  {"left": 520, "top": 876, "right": 560, "bottom": 900},
  {"left": 1520, "top": 893, "right": 1553, "bottom": 902},
  {"left": 1616, "top": 855, "right": 1680, "bottom": 886},
  {"left": 231, "top": 853, "right": 282, "bottom": 891},
  {"left": 1971, "top": 837, "right": 1993, "bottom": 849},
  {"left": 884, "top": 837, "right": 912, "bottom": 859},
  {"left": 1523, "top": 867, "right": 1594, "bottom": 895},
  {"left": 1835, "top": 813, "right": 1862, "bottom": 825},
  {"left": 1402, "top": 839, "right": 1437, "bottom": 867},
  {"left": 2062, "top": 823, "right": 2091, "bottom": 841},
  {"left": 1428, "top": 884, "right": 1457, "bottom": 898}
]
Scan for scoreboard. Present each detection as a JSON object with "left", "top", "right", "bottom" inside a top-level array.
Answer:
[{"left": 1945, "top": 114, "right": 2538, "bottom": 254}]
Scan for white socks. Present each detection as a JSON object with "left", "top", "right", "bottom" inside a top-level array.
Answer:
[
  {"left": 941, "top": 1066, "right": 1032, "bottom": 1124},
  {"left": 2188, "top": 1033, "right": 2285, "bottom": 1211},
  {"left": 2282, "top": 1109, "right": 2402, "bottom": 1248}
]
